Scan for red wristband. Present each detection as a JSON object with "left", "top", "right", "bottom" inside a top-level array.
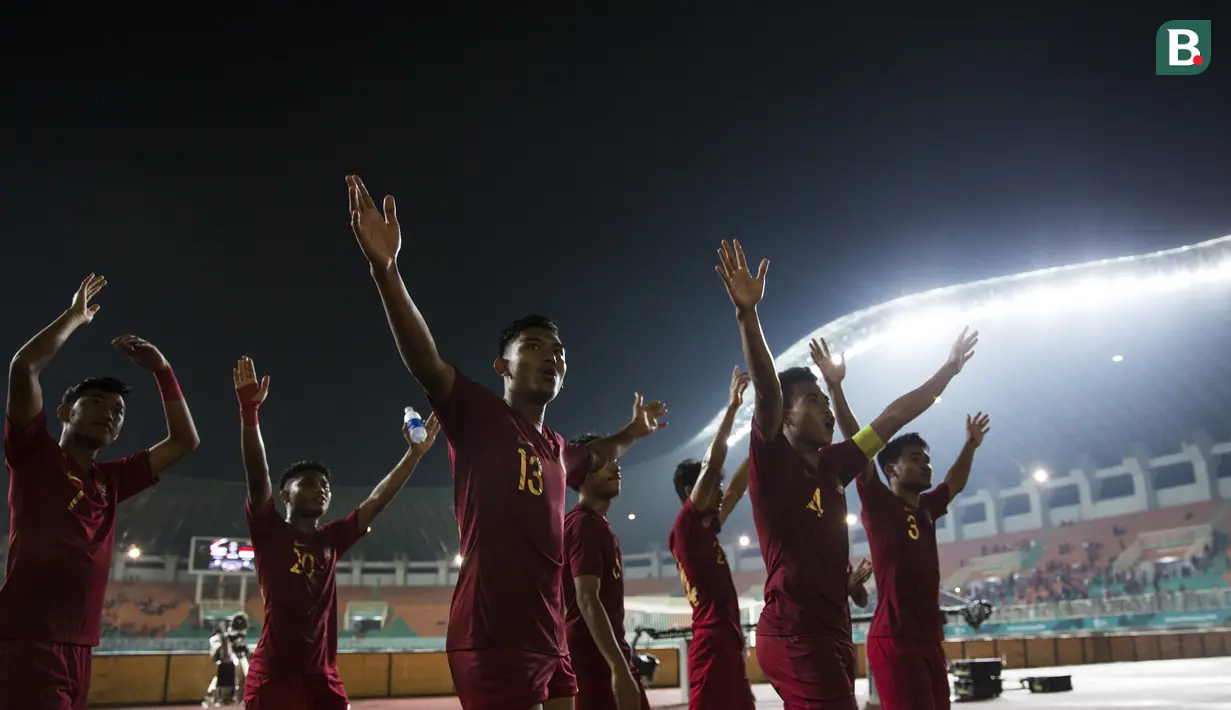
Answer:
[
  {"left": 240, "top": 407, "right": 259, "bottom": 427},
  {"left": 154, "top": 368, "right": 183, "bottom": 403}
]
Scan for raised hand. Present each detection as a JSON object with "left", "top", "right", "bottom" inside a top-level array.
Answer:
[
  {"left": 347, "top": 175, "right": 401, "bottom": 270},
  {"left": 71, "top": 273, "right": 106, "bottom": 323},
  {"left": 233, "top": 356, "right": 270, "bottom": 408},
  {"left": 848, "top": 558, "right": 873, "bottom": 591},
  {"left": 966, "top": 412, "right": 991, "bottom": 447},
  {"left": 944, "top": 327, "right": 979, "bottom": 376},
  {"left": 628, "top": 393, "right": 668, "bottom": 438},
  {"left": 112, "top": 335, "right": 169, "bottom": 371},
  {"left": 715, "top": 239, "right": 769, "bottom": 311},
  {"left": 405, "top": 412, "right": 441, "bottom": 454},
  {"left": 728, "top": 366, "right": 751, "bottom": 408},
  {"left": 809, "top": 337, "right": 845, "bottom": 385}
]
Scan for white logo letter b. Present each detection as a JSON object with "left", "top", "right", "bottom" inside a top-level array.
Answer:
[{"left": 1168, "top": 29, "right": 1201, "bottom": 66}]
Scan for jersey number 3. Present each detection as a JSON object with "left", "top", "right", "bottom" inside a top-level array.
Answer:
[
  {"left": 518, "top": 448, "right": 544, "bottom": 496},
  {"left": 906, "top": 514, "right": 920, "bottom": 540}
]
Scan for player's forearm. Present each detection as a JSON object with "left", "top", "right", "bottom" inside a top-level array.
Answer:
[
  {"left": 147, "top": 385, "right": 201, "bottom": 475},
  {"left": 357, "top": 448, "right": 424, "bottom": 529},
  {"left": 693, "top": 402, "right": 740, "bottom": 506},
  {"left": 12, "top": 308, "right": 87, "bottom": 374},
  {"left": 719, "top": 457, "right": 750, "bottom": 525},
  {"left": 369, "top": 264, "right": 454, "bottom": 401},
  {"left": 240, "top": 424, "right": 273, "bottom": 506},
  {"left": 868, "top": 364, "right": 955, "bottom": 442},
  {"left": 944, "top": 440, "right": 978, "bottom": 496},
  {"left": 585, "top": 426, "right": 640, "bottom": 471},
  {"left": 577, "top": 593, "right": 629, "bottom": 671},
  {"left": 154, "top": 367, "right": 199, "bottom": 446},
  {"left": 826, "top": 381, "right": 861, "bottom": 441},
  {"left": 735, "top": 308, "right": 782, "bottom": 430}
]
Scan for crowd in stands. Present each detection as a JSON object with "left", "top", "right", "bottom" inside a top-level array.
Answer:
[
  {"left": 99, "top": 588, "right": 190, "bottom": 638},
  {"left": 963, "top": 521, "right": 1228, "bottom": 606}
]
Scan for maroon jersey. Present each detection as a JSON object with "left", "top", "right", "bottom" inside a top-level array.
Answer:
[
  {"left": 748, "top": 419, "right": 869, "bottom": 638},
  {"left": 429, "top": 370, "right": 593, "bottom": 656},
  {"left": 245, "top": 498, "right": 365, "bottom": 675},
  {"left": 562, "top": 503, "right": 627, "bottom": 656},
  {"left": 0, "top": 410, "right": 155, "bottom": 646},
  {"left": 668, "top": 499, "right": 742, "bottom": 641},
  {"left": 858, "top": 476, "right": 950, "bottom": 642}
]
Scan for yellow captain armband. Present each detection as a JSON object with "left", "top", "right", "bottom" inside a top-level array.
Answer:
[{"left": 851, "top": 426, "right": 885, "bottom": 459}]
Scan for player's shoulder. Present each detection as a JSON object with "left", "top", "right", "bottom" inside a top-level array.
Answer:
[
  {"left": 449, "top": 369, "right": 504, "bottom": 406},
  {"left": 564, "top": 505, "right": 589, "bottom": 527}
]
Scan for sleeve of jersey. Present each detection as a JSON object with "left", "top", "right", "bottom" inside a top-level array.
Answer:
[
  {"left": 855, "top": 467, "right": 894, "bottom": 510},
  {"left": 425, "top": 369, "right": 494, "bottom": 448},
  {"left": 746, "top": 417, "right": 778, "bottom": 493},
  {"left": 671, "top": 500, "right": 700, "bottom": 550},
  {"left": 245, "top": 497, "right": 282, "bottom": 541},
  {"left": 3, "top": 409, "right": 51, "bottom": 468},
  {"left": 921, "top": 483, "right": 952, "bottom": 520},
  {"left": 565, "top": 514, "right": 605, "bottom": 579},
  {"left": 114, "top": 450, "right": 157, "bottom": 503},
  {"left": 563, "top": 440, "right": 595, "bottom": 479},
  {"left": 326, "top": 508, "right": 369, "bottom": 558},
  {"left": 824, "top": 426, "right": 886, "bottom": 487}
]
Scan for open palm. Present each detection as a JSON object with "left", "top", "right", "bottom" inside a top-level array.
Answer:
[
  {"left": 233, "top": 356, "right": 271, "bottom": 407},
  {"left": 966, "top": 412, "right": 991, "bottom": 447},
  {"left": 810, "top": 337, "right": 845, "bottom": 384},
  {"left": 715, "top": 239, "right": 768, "bottom": 311},
  {"left": 347, "top": 175, "right": 401, "bottom": 270},
  {"left": 71, "top": 273, "right": 106, "bottom": 323}
]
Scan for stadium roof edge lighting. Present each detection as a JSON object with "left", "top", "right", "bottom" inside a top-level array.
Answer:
[{"left": 684, "top": 233, "right": 1231, "bottom": 452}]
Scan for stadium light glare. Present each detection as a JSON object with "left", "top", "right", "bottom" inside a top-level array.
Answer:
[
  {"left": 738, "top": 534, "right": 751, "bottom": 547},
  {"left": 452, "top": 553, "right": 463, "bottom": 566},
  {"left": 127, "top": 545, "right": 142, "bottom": 559},
  {"left": 1032, "top": 468, "right": 1050, "bottom": 483},
  {"left": 628, "top": 513, "right": 636, "bottom": 521},
  {"left": 845, "top": 513, "right": 858, "bottom": 527},
  {"left": 1112, "top": 354, "right": 1124, "bottom": 362},
  {"left": 713, "top": 251, "right": 1231, "bottom": 450}
]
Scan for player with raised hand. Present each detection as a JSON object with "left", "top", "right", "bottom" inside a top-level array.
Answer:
[
  {"left": 347, "top": 175, "right": 668, "bottom": 710},
  {"left": 668, "top": 366, "right": 756, "bottom": 710},
  {"left": 716, "top": 238, "right": 978, "bottom": 710},
  {"left": 812, "top": 334, "right": 985, "bottom": 710},
  {"left": 232, "top": 355, "right": 439, "bottom": 709},
  {"left": 0, "top": 275, "right": 200, "bottom": 710},
  {"left": 859, "top": 414, "right": 990, "bottom": 710}
]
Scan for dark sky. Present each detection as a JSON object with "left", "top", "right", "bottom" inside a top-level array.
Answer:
[{"left": 2, "top": 6, "right": 1229, "bottom": 502}]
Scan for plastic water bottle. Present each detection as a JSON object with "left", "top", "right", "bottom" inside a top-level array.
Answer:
[{"left": 404, "top": 407, "right": 427, "bottom": 444}]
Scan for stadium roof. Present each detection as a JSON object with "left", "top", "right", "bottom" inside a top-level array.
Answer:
[
  {"left": 684, "top": 235, "right": 1231, "bottom": 484},
  {"left": 611, "top": 234, "right": 1231, "bottom": 551}
]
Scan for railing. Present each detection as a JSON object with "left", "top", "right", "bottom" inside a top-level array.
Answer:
[
  {"left": 95, "top": 590, "right": 1231, "bottom": 655},
  {"left": 990, "top": 587, "right": 1231, "bottom": 622}
]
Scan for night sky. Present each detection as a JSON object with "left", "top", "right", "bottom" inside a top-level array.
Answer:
[{"left": 2, "top": 7, "right": 1229, "bottom": 507}]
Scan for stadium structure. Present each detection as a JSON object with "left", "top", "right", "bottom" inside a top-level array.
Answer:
[{"left": 2, "top": 234, "right": 1230, "bottom": 706}]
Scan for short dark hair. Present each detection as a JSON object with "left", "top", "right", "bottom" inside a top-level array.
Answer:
[
  {"left": 279, "top": 460, "right": 332, "bottom": 490},
  {"left": 568, "top": 433, "right": 601, "bottom": 490},
  {"left": 778, "top": 367, "right": 818, "bottom": 410},
  {"left": 673, "top": 458, "right": 703, "bottom": 502},
  {"left": 877, "top": 433, "right": 930, "bottom": 478},
  {"left": 62, "top": 376, "right": 131, "bottom": 408},
  {"left": 499, "top": 314, "right": 559, "bottom": 356}
]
